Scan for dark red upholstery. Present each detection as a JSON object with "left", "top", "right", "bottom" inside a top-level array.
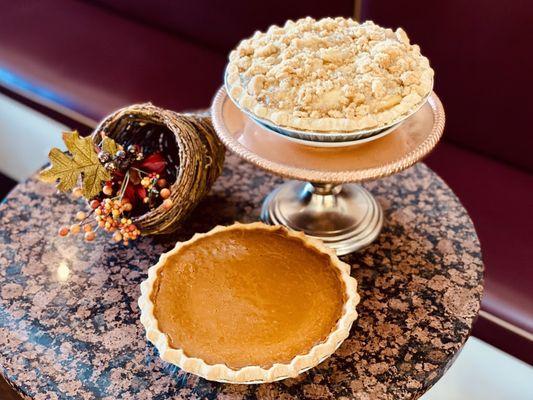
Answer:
[
  {"left": 88, "top": 0, "right": 354, "bottom": 54},
  {"left": 0, "top": 0, "right": 354, "bottom": 122},
  {"left": 362, "top": 0, "right": 533, "bottom": 173},
  {"left": 0, "top": 0, "right": 226, "bottom": 120}
]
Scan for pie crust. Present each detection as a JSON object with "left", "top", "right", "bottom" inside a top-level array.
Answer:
[
  {"left": 138, "top": 222, "right": 359, "bottom": 383},
  {"left": 225, "top": 17, "right": 434, "bottom": 133}
]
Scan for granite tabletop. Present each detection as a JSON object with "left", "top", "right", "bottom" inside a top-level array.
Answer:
[{"left": 0, "top": 152, "right": 483, "bottom": 400}]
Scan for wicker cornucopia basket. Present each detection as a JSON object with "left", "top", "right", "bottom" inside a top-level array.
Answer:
[{"left": 91, "top": 103, "right": 225, "bottom": 235}]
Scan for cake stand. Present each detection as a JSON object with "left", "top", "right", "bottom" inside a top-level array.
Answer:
[{"left": 211, "top": 88, "right": 445, "bottom": 255}]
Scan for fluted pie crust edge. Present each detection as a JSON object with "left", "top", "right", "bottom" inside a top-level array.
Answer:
[{"left": 138, "top": 222, "right": 360, "bottom": 384}]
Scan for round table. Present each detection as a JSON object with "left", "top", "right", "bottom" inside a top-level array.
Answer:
[{"left": 0, "top": 153, "right": 483, "bottom": 400}]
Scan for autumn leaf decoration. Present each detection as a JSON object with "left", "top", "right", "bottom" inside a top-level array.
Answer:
[{"left": 39, "top": 131, "right": 114, "bottom": 198}]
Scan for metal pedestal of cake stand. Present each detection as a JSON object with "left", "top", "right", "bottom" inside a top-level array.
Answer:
[
  {"left": 261, "top": 181, "right": 383, "bottom": 255},
  {"left": 211, "top": 87, "right": 445, "bottom": 255}
]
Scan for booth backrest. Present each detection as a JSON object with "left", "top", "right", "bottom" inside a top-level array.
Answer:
[
  {"left": 88, "top": 0, "right": 355, "bottom": 54},
  {"left": 362, "top": 0, "right": 533, "bottom": 172}
]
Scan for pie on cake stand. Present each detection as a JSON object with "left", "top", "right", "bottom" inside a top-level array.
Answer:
[{"left": 211, "top": 87, "right": 445, "bottom": 255}]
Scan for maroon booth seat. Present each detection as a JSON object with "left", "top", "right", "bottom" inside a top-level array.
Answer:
[
  {"left": 0, "top": 0, "right": 227, "bottom": 123},
  {"left": 0, "top": 0, "right": 531, "bottom": 363},
  {"left": 0, "top": 0, "right": 353, "bottom": 124},
  {"left": 362, "top": 1, "right": 533, "bottom": 363}
]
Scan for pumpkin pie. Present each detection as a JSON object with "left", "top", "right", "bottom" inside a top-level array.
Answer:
[
  {"left": 138, "top": 222, "right": 359, "bottom": 383},
  {"left": 225, "top": 17, "right": 434, "bottom": 133}
]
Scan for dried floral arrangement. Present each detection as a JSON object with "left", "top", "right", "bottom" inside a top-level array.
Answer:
[{"left": 40, "top": 104, "right": 225, "bottom": 245}]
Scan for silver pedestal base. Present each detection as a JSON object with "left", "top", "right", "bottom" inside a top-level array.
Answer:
[{"left": 261, "top": 181, "right": 383, "bottom": 256}]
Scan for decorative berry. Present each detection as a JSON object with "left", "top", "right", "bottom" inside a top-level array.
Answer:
[
  {"left": 70, "top": 224, "right": 81, "bottom": 234},
  {"left": 122, "top": 202, "right": 132, "bottom": 212},
  {"left": 160, "top": 188, "right": 171, "bottom": 199},
  {"left": 162, "top": 199, "right": 173, "bottom": 210},
  {"left": 76, "top": 211, "right": 86, "bottom": 221},
  {"left": 84, "top": 231, "right": 96, "bottom": 241},
  {"left": 98, "top": 151, "right": 111, "bottom": 163},
  {"left": 58, "top": 226, "right": 69, "bottom": 237},
  {"left": 90, "top": 199, "right": 100, "bottom": 209},
  {"left": 113, "top": 232, "right": 122, "bottom": 242},
  {"left": 157, "top": 178, "right": 167, "bottom": 188},
  {"left": 103, "top": 185, "right": 113, "bottom": 196},
  {"left": 83, "top": 224, "right": 93, "bottom": 232},
  {"left": 143, "top": 197, "right": 150, "bottom": 204}
]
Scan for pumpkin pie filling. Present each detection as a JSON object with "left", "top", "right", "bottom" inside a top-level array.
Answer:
[{"left": 150, "top": 227, "right": 346, "bottom": 369}]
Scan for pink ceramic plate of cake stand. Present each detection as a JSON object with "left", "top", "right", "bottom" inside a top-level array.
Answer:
[{"left": 211, "top": 88, "right": 445, "bottom": 255}]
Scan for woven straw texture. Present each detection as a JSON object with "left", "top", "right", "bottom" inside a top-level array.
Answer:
[{"left": 91, "top": 103, "right": 225, "bottom": 235}]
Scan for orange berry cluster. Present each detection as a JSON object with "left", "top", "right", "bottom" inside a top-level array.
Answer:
[
  {"left": 93, "top": 198, "right": 140, "bottom": 245},
  {"left": 57, "top": 202, "right": 96, "bottom": 242},
  {"left": 140, "top": 173, "right": 173, "bottom": 209},
  {"left": 58, "top": 188, "right": 140, "bottom": 245},
  {"left": 58, "top": 162, "right": 173, "bottom": 245}
]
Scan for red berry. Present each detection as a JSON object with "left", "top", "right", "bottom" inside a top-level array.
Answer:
[
  {"left": 90, "top": 200, "right": 100, "bottom": 209},
  {"left": 58, "top": 226, "right": 69, "bottom": 237}
]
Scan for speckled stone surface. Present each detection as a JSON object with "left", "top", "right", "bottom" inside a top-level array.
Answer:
[{"left": 0, "top": 153, "right": 483, "bottom": 400}]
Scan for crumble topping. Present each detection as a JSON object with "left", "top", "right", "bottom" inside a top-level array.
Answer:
[{"left": 226, "top": 17, "right": 434, "bottom": 132}]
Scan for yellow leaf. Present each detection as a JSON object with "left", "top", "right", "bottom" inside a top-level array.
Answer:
[
  {"left": 39, "top": 130, "right": 111, "bottom": 198},
  {"left": 101, "top": 136, "right": 119, "bottom": 155},
  {"left": 63, "top": 131, "right": 98, "bottom": 169},
  {"left": 81, "top": 165, "right": 108, "bottom": 198},
  {"left": 39, "top": 148, "right": 81, "bottom": 192}
]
